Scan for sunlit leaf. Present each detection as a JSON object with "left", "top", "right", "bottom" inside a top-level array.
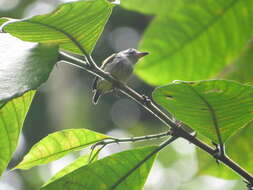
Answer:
[
  {"left": 15, "top": 129, "right": 108, "bottom": 170},
  {"left": 153, "top": 80, "right": 253, "bottom": 143},
  {"left": 0, "top": 91, "right": 35, "bottom": 176},
  {"left": 0, "top": 33, "right": 59, "bottom": 105},
  {"left": 121, "top": 0, "right": 175, "bottom": 15},
  {"left": 197, "top": 121, "right": 253, "bottom": 179},
  {"left": 0, "top": 29, "right": 58, "bottom": 176},
  {"left": 1, "top": 0, "right": 114, "bottom": 54},
  {"left": 122, "top": 0, "right": 253, "bottom": 85},
  {"left": 41, "top": 146, "right": 157, "bottom": 190}
]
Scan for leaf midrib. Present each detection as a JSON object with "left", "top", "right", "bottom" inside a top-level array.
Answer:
[
  {"left": 146, "top": 0, "right": 239, "bottom": 67},
  {"left": 24, "top": 20, "right": 87, "bottom": 55},
  {"left": 186, "top": 84, "right": 222, "bottom": 144}
]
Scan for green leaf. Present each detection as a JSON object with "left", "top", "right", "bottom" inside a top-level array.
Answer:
[
  {"left": 15, "top": 129, "right": 108, "bottom": 170},
  {"left": 0, "top": 26, "right": 58, "bottom": 176},
  {"left": 0, "top": 33, "right": 59, "bottom": 105},
  {"left": 197, "top": 121, "right": 253, "bottom": 179},
  {"left": 122, "top": 0, "right": 253, "bottom": 85},
  {"left": 41, "top": 146, "right": 157, "bottom": 190},
  {"left": 0, "top": 18, "right": 8, "bottom": 26},
  {"left": 223, "top": 42, "right": 253, "bottom": 84},
  {"left": 121, "top": 0, "right": 175, "bottom": 15},
  {"left": 2, "top": 0, "right": 114, "bottom": 54},
  {"left": 153, "top": 80, "right": 253, "bottom": 143},
  {"left": 0, "top": 91, "right": 35, "bottom": 176},
  {"left": 47, "top": 154, "right": 95, "bottom": 185}
]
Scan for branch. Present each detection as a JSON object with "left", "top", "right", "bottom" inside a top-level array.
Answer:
[
  {"left": 59, "top": 51, "right": 253, "bottom": 185},
  {"left": 88, "top": 130, "right": 172, "bottom": 163},
  {"left": 91, "top": 130, "right": 172, "bottom": 148}
]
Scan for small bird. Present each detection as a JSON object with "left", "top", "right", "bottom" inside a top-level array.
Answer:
[{"left": 92, "top": 48, "right": 149, "bottom": 104}]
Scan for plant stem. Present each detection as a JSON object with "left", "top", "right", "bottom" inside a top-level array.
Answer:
[
  {"left": 89, "top": 131, "right": 172, "bottom": 164},
  {"left": 59, "top": 51, "right": 253, "bottom": 185},
  {"left": 92, "top": 130, "right": 172, "bottom": 148},
  {"left": 112, "top": 131, "right": 172, "bottom": 143}
]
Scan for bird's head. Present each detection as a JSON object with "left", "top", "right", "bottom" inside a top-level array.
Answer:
[{"left": 119, "top": 48, "right": 149, "bottom": 64}]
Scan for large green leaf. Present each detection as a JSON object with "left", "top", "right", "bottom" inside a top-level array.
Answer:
[
  {"left": 121, "top": 0, "right": 175, "bottom": 15},
  {"left": 0, "top": 28, "right": 58, "bottom": 176},
  {"left": 153, "top": 80, "right": 253, "bottom": 143},
  {"left": 1, "top": 0, "right": 114, "bottom": 54},
  {"left": 122, "top": 0, "right": 253, "bottom": 85},
  {"left": 41, "top": 146, "right": 157, "bottom": 190},
  {"left": 0, "top": 33, "right": 59, "bottom": 105},
  {"left": 0, "top": 91, "right": 35, "bottom": 176},
  {"left": 223, "top": 42, "right": 253, "bottom": 84},
  {"left": 15, "top": 129, "right": 108, "bottom": 170},
  {"left": 197, "top": 122, "right": 253, "bottom": 179}
]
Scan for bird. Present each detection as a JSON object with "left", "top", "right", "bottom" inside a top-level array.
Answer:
[{"left": 92, "top": 48, "right": 149, "bottom": 104}]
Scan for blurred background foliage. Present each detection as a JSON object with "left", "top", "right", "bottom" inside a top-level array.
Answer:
[{"left": 0, "top": 0, "right": 252, "bottom": 189}]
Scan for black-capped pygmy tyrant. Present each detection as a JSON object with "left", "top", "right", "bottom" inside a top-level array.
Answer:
[{"left": 92, "top": 48, "right": 149, "bottom": 104}]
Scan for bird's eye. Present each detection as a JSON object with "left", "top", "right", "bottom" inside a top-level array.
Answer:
[{"left": 128, "top": 49, "right": 135, "bottom": 54}]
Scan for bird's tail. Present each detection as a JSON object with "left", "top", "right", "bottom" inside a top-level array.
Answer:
[{"left": 92, "top": 90, "right": 101, "bottom": 104}]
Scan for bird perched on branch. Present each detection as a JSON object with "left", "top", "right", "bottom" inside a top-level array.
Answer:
[{"left": 92, "top": 48, "right": 149, "bottom": 104}]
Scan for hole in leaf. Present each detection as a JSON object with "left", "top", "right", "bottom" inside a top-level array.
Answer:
[{"left": 165, "top": 95, "right": 174, "bottom": 100}]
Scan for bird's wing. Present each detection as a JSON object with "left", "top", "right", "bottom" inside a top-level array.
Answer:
[
  {"left": 92, "top": 53, "right": 116, "bottom": 91},
  {"left": 100, "top": 53, "right": 116, "bottom": 69}
]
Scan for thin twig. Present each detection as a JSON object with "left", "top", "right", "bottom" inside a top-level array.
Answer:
[
  {"left": 89, "top": 131, "right": 172, "bottom": 164},
  {"left": 88, "top": 144, "right": 106, "bottom": 164},
  {"left": 91, "top": 130, "right": 172, "bottom": 150},
  {"left": 59, "top": 51, "right": 253, "bottom": 185}
]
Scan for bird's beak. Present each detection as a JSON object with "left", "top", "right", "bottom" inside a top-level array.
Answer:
[{"left": 136, "top": 51, "right": 149, "bottom": 58}]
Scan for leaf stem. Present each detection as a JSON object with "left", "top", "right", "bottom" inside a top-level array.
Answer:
[
  {"left": 91, "top": 130, "right": 172, "bottom": 149},
  {"left": 59, "top": 51, "right": 253, "bottom": 185}
]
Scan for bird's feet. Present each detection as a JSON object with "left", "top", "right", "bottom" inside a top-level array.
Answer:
[{"left": 141, "top": 95, "right": 151, "bottom": 105}]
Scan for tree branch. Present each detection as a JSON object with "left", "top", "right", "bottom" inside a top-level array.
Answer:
[
  {"left": 59, "top": 51, "right": 253, "bottom": 185},
  {"left": 88, "top": 130, "right": 172, "bottom": 164},
  {"left": 91, "top": 130, "right": 172, "bottom": 149}
]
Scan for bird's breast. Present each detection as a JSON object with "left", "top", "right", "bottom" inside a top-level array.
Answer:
[{"left": 107, "top": 60, "right": 133, "bottom": 82}]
